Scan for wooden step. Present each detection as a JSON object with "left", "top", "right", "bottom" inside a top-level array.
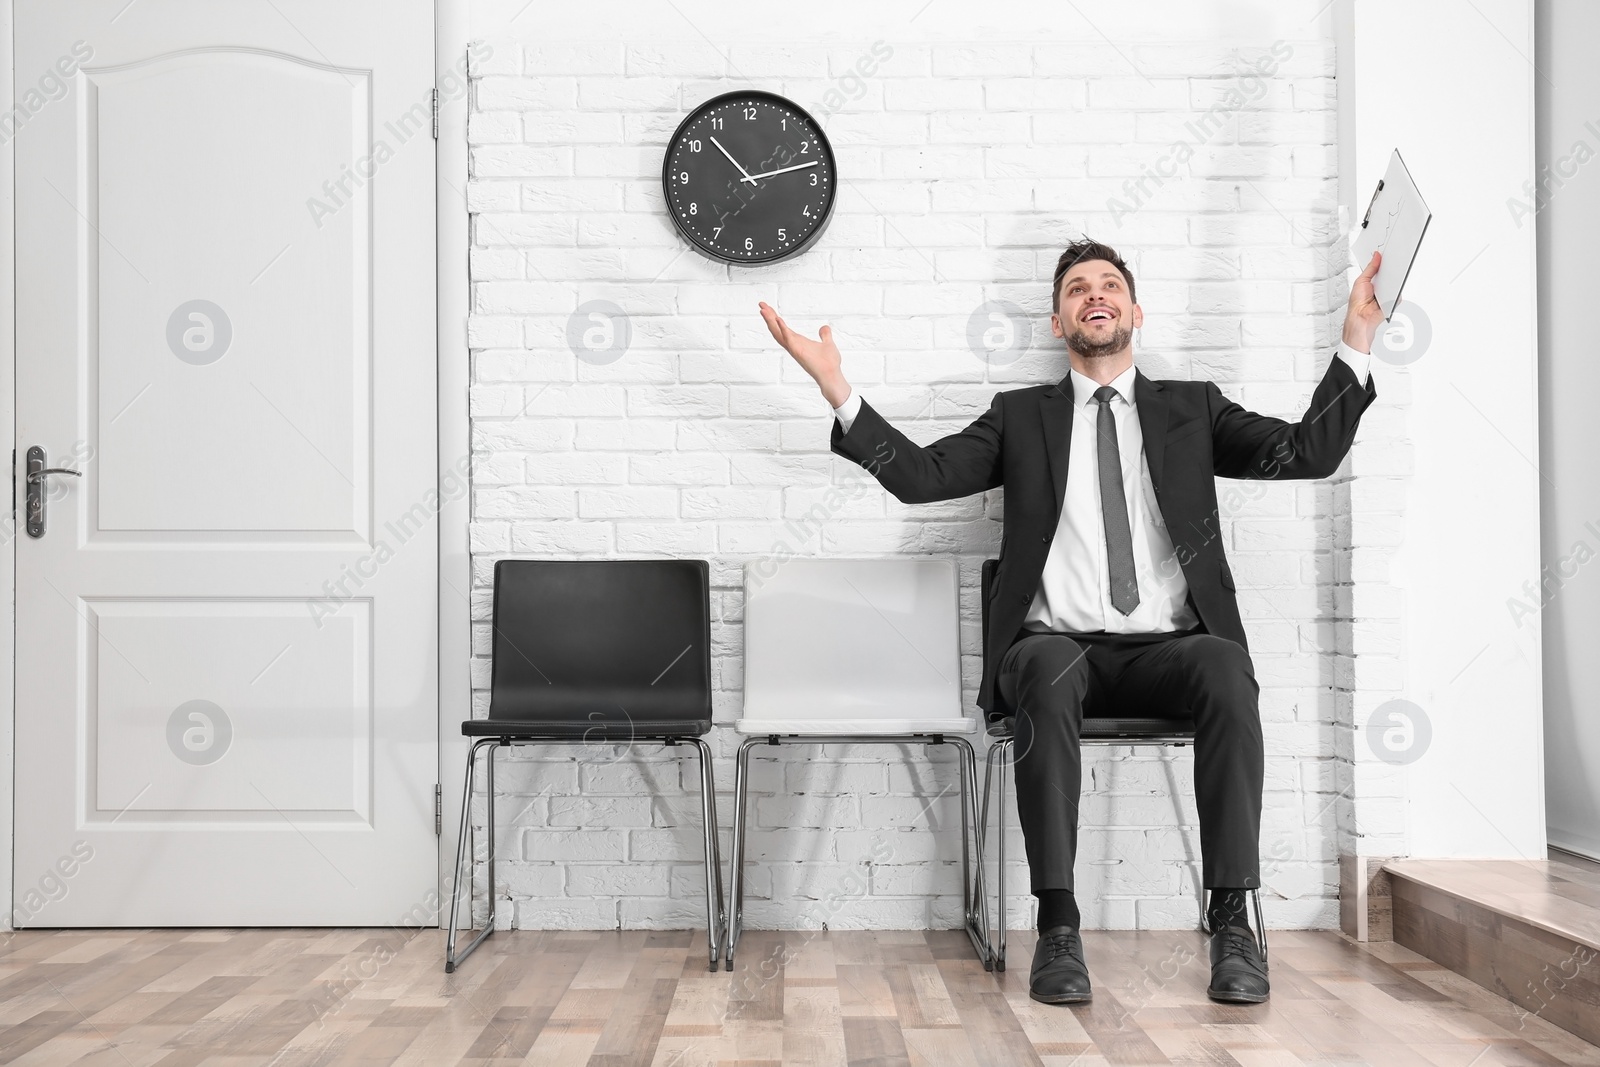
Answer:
[{"left": 1384, "top": 849, "right": 1600, "bottom": 1047}]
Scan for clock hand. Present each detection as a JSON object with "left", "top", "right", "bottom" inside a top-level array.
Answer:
[
  {"left": 740, "top": 159, "right": 820, "bottom": 183},
  {"left": 710, "top": 136, "right": 754, "bottom": 181}
]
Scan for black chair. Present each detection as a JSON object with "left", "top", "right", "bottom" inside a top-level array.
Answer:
[
  {"left": 977, "top": 559, "right": 1266, "bottom": 970},
  {"left": 445, "top": 559, "right": 725, "bottom": 973}
]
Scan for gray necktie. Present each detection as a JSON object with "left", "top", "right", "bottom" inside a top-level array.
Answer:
[{"left": 1092, "top": 385, "right": 1140, "bottom": 615}]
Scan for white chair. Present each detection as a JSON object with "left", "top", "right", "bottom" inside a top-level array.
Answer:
[{"left": 724, "top": 557, "right": 991, "bottom": 970}]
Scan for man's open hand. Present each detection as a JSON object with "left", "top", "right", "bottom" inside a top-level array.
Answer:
[
  {"left": 1343, "top": 250, "right": 1384, "bottom": 354},
  {"left": 759, "top": 301, "right": 852, "bottom": 408}
]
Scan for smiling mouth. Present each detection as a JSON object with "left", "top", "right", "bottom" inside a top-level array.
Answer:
[{"left": 1081, "top": 308, "right": 1116, "bottom": 323}]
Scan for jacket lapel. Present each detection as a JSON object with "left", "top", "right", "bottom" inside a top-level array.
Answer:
[
  {"left": 1041, "top": 366, "right": 1170, "bottom": 521},
  {"left": 1134, "top": 368, "right": 1169, "bottom": 492},
  {"left": 1040, "top": 371, "right": 1074, "bottom": 519}
]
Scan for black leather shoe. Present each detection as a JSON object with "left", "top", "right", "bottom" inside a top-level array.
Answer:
[
  {"left": 1207, "top": 924, "right": 1269, "bottom": 1003},
  {"left": 1030, "top": 925, "right": 1092, "bottom": 1004}
]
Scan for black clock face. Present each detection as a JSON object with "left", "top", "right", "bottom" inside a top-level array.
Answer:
[{"left": 662, "top": 90, "right": 836, "bottom": 265}]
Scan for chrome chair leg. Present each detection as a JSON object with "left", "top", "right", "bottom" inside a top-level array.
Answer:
[
  {"left": 953, "top": 739, "right": 972, "bottom": 920},
  {"left": 980, "top": 737, "right": 1013, "bottom": 971},
  {"left": 692, "top": 737, "right": 724, "bottom": 970},
  {"left": 950, "top": 737, "right": 992, "bottom": 970},
  {"left": 723, "top": 737, "right": 758, "bottom": 970},
  {"left": 972, "top": 742, "right": 985, "bottom": 966},
  {"left": 953, "top": 739, "right": 979, "bottom": 927},
  {"left": 1252, "top": 887, "right": 1269, "bottom": 962},
  {"left": 445, "top": 738, "right": 500, "bottom": 973},
  {"left": 723, "top": 734, "right": 989, "bottom": 971},
  {"left": 449, "top": 735, "right": 724, "bottom": 975}
]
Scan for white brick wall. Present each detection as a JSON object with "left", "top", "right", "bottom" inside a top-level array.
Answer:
[{"left": 462, "top": 29, "right": 1372, "bottom": 932}]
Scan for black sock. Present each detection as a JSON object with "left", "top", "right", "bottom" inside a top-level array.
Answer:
[
  {"left": 1036, "top": 888, "right": 1080, "bottom": 931},
  {"left": 1207, "top": 888, "right": 1252, "bottom": 933}
]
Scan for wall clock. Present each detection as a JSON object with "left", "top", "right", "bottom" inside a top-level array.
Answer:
[{"left": 662, "top": 89, "right": 837, "bottom": 265}]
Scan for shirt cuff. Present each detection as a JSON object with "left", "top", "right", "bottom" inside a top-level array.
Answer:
[
  {"left": 1336, "top": 340, "right": 1372, "bottom": 388},
  {"left": 833, "top": 390, "right": 862, "bottom": 434}
]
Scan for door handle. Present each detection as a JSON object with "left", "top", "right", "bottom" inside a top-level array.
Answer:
[{"left": 25, "top": 446, "right": 82, "bottom": 538}]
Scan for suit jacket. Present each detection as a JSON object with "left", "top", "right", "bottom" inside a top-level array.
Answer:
[{"left": 829, "top": 356, "right": 1378, "bottom": 714}]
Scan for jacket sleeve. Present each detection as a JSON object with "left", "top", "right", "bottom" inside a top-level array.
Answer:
[
  {"left": 830, "top": 392, "right": 1004, "bottom": 504},
  {"left": 1209, "top": 354, "right": 1378, "bottom": 480}
]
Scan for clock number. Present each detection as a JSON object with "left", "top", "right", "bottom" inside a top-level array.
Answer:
[
  {"left": 801, "top": 140, "right": 810, "bottom": 153},
  {"left": 778, "top": 228, "right": 787, "bottom": 242},
  {"left": 713, "top": 226, "right": 722, "bottom": 238},
  {"left": 689, "top": 203, "right": 697, "bottom": 215},
  {"left": 711, "top": 117, "right": 722, "bottom": 129},
  {"left": 689, "top": 139, "right": 701, "bottom": 152},
  {"left": 803, "top": 205, "right": 811, "bottom": 218},
  {"left": 678, "top": 172, "right": 689, "bottom": 184},
  {"left": 745, "top": 237, "right": 753, "bottom": 250},
  {"left": 781, "top": 117, "right": 787, "bottom": 130},
  {"left": 744, "top": 106, "right": 757, "bottom": 120},
  {"left": 809, "top": 172, "right": 818, "bottom": 186}
]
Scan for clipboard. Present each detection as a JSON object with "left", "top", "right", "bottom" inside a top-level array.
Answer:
[{"left": 1353, "top": 149, "right": 1431, "bottom": 321}]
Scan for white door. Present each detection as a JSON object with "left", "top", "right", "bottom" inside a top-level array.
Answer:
[{"left": 14, "top": 1, "right": 438, "bottom": 925}]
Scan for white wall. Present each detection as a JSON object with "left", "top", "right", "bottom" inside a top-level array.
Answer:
[
  {"left": 460, "top": 0, "right": 1361, "bottom": 931},
  {"left": 1535, "top": 0, "right": 1600, "bottom": 861},
  {"left": 0, "top": 0, "right": 1542, "bottom": 938},
  {"left": 1337, "top": 0, "right": 1545, "bottom": 861}
]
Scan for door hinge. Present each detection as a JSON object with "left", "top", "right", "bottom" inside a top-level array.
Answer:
[
  {"left": 431, "top": 87, "right": 439, "bottom": 139},
  {"left": 434, "top": 784, "right": 442, "bottom": 835}
]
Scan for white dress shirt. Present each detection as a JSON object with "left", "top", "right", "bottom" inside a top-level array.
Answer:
[{"left": 832, "top": 344, "right": 1372, "bottom": 634}]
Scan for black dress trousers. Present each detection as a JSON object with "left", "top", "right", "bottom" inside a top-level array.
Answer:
[{"left": 994, "top": 624, "right": 1264, "bottom": 893}]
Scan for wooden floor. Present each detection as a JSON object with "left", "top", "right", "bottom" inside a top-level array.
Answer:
[{"left": 3, "top": 925, "right": 1599, "bottom": 1066}]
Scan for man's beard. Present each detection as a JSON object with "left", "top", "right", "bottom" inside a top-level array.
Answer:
[{"left": 1066, "top": 323, "right": 1133, "bottom": 360}]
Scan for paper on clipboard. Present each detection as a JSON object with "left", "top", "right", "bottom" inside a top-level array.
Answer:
[{"left": 1352, "top": 149, "right": 1431, "bottom": 320}]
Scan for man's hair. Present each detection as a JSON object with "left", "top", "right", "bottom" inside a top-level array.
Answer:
[{"left": 1051, "top": 238, "right": 1136, "bottom": 314}]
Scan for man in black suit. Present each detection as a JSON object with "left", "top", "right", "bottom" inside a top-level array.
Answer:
[{"left": 759, "top": 238, "right": 1383, "bottom": 1006}]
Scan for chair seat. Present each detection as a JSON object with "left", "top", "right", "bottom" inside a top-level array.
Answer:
[
  {"left": 735, "top": 716, "right": 977, "bottom": 737},
  {"left": 462, "top": 718, "right": 711, "bottom": 740},
  {"left": 986, "top": 715, "right": 1197, "bottom": 740}
]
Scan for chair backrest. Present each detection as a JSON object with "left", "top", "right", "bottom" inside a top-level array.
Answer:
[
  {"left": 741, "top": 558, "right": 970, "bottom": 734},
  {"left": 488, "top": 559, "right": 711, "bottom": 725},
  {"left": 980, "top": 558, "right": 1195, "bottom": 741}
]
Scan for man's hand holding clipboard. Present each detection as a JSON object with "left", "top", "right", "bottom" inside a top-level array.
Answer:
[{"left": 1345, "top": 250, "right": 1386, "bottom": 354}]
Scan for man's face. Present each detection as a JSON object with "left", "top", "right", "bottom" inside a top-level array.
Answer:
[{"left": 1051, "top": 259, "right": 1143, "bottom": 359}]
